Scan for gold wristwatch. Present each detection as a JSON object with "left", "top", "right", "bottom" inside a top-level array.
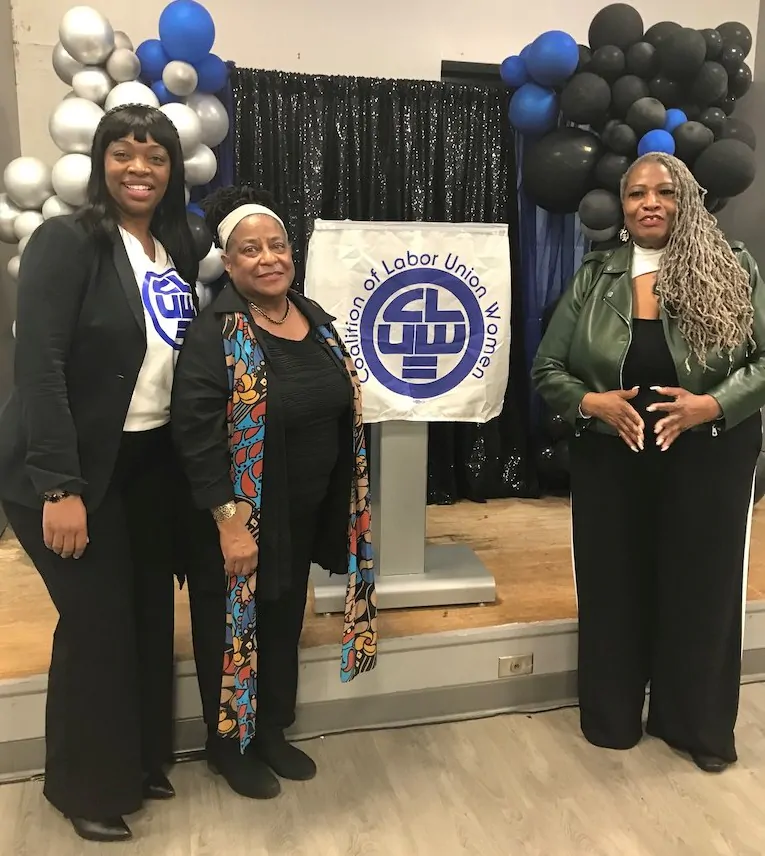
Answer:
[{"left": 211, "top": 501, "right": 237, "bottom": 523}]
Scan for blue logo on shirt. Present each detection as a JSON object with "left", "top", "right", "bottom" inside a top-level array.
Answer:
[{"left": 141, "top": 269, "right": 195, "bottom": 349}]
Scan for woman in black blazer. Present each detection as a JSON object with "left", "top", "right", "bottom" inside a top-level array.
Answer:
[{"left": 0, "top": 105, "right": 198, "bottom": 842}]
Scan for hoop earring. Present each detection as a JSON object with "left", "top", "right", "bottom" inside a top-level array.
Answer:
[{"left": 619, "top": 227, "right": 629, "bottom": 243}]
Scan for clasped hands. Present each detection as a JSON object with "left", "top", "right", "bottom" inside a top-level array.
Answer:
[{"left": 580, "top": 386, "right": 722, "bottom": 452}]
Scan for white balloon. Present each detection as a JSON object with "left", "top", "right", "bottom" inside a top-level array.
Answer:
[
  {"left": 11, "top": 320, "right": 15, "bottom": 338},
  {"left": 17, "top": 235, "right": 31, "bottom": 256},
  {"left": 14, "top": 211, "right": 44, "bottom": 241},
  {"left": 105, "top": 80, "right": 159, "bottom": 112},
  {"left": 59, "top": 6, "right": 115, "bottom": 65},
  {"left": 184, "top": 144, "right": 217, "bottom": 187},
  {"left": 51, "top": 154, "right": 91, "bottom": 207},
  {"left": 163, "top": 60, "right": 198, "bottom": 97},
  {"left": 184, "top": 186, "right": 191, "bottom": 205},
  {"left": 72, "top": 67, "right": 113, "bottom": 105},
  {"left": 42, "top": 195, "right": 76, "bottom": 219},
  {"left": 49, "top": 97, "right": 104, "bottom": 155},
  {"left": 106, "top": 48, "right": 140, "bottom": 83},
  {"left": 198, "top": 246, "right": 225, "bottom": 284},
  {"left": 195, "top": 281, "right": 213, "bottom": 310},
  {"left": 0, "top": 193, "right": 21, "bottom": 243},
  {"left": 113, "top": 31, "right": 133, "bottom": 52},
  {"left": 185, "top": 93, "right": 230, "bottom": 148},
  {"left": 52, "top": 42, "right": 84, "bottom": 85},
  {"left": 4, "top": 157, "right": 53, "bottom": 210},
  {"left": 160, "top": 103, "right": 202, "bottom": 157},
  {"left": 7, "top": 256, "right": 20, "bottom": 281}
]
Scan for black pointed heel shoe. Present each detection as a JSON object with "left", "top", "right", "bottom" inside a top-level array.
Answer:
[
  {"left": 692, "top": 754, "right": 730, "bottom": 774},
  {"left": 143, "top": 770, "right": 176, "bottom": 800},
  {"left": 68, "top": 816, "right": 132, "bottom": 842}
]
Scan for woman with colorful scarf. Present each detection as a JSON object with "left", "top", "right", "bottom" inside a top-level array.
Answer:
[{"left": 171, "top": 186, "right": 378, "bottom": 800}]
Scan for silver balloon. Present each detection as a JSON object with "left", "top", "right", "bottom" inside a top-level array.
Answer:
[
  {"left": 160, "top": 103, "right": 202, "bottom": 157},
  {"left": 51, "top": 154, "right": 92, "bottom": 207},
  {"left": 7, "top": 256, "right": 20, "bottom": 281},
  {"left": 52, "top": 42, "right": 84, "bottom": 85},
  {"left": 106, "top": 48, "right": 140, "bottom": 84},
  {"left": 0, "top": 193, "right": 21, "bottom": 243},
  {"left": 185, "top": 93, "right": 230, "bottom": 148},
  {"left": 14, "top": 211, "right": 44, "bottom": 241},
  {"left": 163, "top": 61, "right": 198, "bottom": 97},
  {"left": 198, "top": 246, "right": 225, "bottom": 284},
  {"left": 11, "top": 320, "right": 15, "bottom": 338},
  {"left": 72, "top": 67, "right": 113, "bottom": 105},
  {"left": 113, "top": 31, "right": 133, "bottom": 52},
  {"left": 195, "top": 281, "right": 213, "bottom": 310},
  {"left": 184, "top": 144, "right": 217, "bottom": 187},
  {"left": 4, "top": 157, "right": 53, "bottom": 210},
  {"left": 17, "top": 235, "right": 31, "bottom": 256},
  {"left": 49, "top": 97, "right": 104, "bottom": 155},
  {"left": 104, "top": 81, "right": 159, "bottom": 112},
  {"left": 580, "top": 223, "right": 619, "bottom": 242},
  {"left": 184, "top": 186, "right": 191, "bottom": 205},
  {"left": 42, "top": 195, "right": 76, "bottom": 219},
  {"left": 59, "top": 6, "right": 115, "bottom": 65}
]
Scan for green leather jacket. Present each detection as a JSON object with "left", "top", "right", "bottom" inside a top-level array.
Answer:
[{"left": 531, "top": 240, "right": 765, "bottom": 436}]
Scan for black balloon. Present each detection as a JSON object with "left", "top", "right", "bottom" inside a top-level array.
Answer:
[
  {"left": 588, "top": 3, "right": 644, "bottom": 50},
  {"left": 694, "top": 139, "right": 756, "bottom": 197},
  {"left": 561, "top": 72, "right": 612, "bottom": 125},
  {"left": 603, "top": 121, "right": 638, "bottom": 156},
  {"left": 611, "top": 75, "right": 649, "bottom": 117},
  {"left": 729, "top": 62, "right": 752, "bottom": 98},
  {"left": 187, "top": 212, "right": 213, "bottom": 261},
  {"left": 678, "top": 102, "right": 701, "bottom": 121},
  {"left": 690, "top": 62, "right": 729, "bottom": 106},
  {"left": 717, "top": 21, "right": 752, "bottom": 57},
  {"left": 626, "top": 96, "right": 666, "bottom": 136},
  {"left": 720, "top": 44, "right": 746, "bottom": 74},
  {"left": 716, "top": 95, "right": 737, "bottom": 116},
  {"left": 590, "top": 45, "right": 626, "bottom": 82},
  {"left": 673, "top": 121, "right": 714, "bottom": 163},
  {"left": 579, "top": 188, "right": 622, "bottom": 230},
  {"left": 522, "top": 127, "right": 603, "bottom": 214},
  {"left": 649, "top": 74, "right": 683, "bottom": 107},
  {"left": 595, "top": 152, "right": 631, "bottom": 192},
  {"left": 704, "top": 196, "right": 729, "bottom": 214},
  {"left": 720, "top": 117, "right": 756, "bottom": 150},
  {"left": 700, "top": 28, "right": 723, "bottom": 60},
  {"left": 699, "top": 107, "right": 728, "bottom": 138},
  {"left": 625, "top": 41, "right": 657, "bottom": 78},
  {"left": 578, "top": 44, "right": 593, "bottom": 71},
  {"left": 644, "top": 21, "right": 681, "bottom": 49},
  {"left": 658, "top": 27, "right": 707, "bottom": 79}
]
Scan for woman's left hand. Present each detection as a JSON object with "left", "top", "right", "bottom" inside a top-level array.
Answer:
[{"left": 647, "top": 387, "right": 722, "bottom": 451}]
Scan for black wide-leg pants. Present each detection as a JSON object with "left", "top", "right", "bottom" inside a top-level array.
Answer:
[
  {"left": 2, "top": 426, "right": 176, "bottom": 819},
  {"left": 569, "top": 413, "right": 761, "bottom": 762}
]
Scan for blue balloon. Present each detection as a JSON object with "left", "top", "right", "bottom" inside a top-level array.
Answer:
[
  {"left": 509, "top": 83, "right": 559, "bottom": 135},
  {"left": 638, "top": 129, "right": 676, "bottom": 157},
  {"left": 151, "top": 80, "right": 182, "bottom": 105},
  {"left": 663, "top": 108, "right": 688, "bottom": 133},
  {"left": 520, "top": 44, "right": 532, "bottom": 61},
  {"left": 187, "top": 203, "right": 205, "bottom": 217},
  {"left": 500, "top": 56, "right": 528, "bottom": 89},
  {"left": 136, "top": 39, "right": 169, "bottom": 81},
  {"left": 159, "top": 0, "right": 216, "bottom": 64},
  {"left": 194, "top": 53, "right": 228, "bottom": 93},
  {"left": 526, "top": 31, "right": 579, "bottom": 87}
]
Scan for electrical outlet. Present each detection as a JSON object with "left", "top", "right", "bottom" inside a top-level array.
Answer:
[{"left": 498, "top": 654, "right": 534, "bottom": 678}]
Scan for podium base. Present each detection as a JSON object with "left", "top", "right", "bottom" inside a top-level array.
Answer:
[{"left": 310, "top": 543, "right": 497, "bottom": 613}]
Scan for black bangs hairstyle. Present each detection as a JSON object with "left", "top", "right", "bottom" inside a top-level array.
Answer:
[
  {"left": 200, "top": 185, "right": 287, "bottom": 250},
  {"left": 78, "top": 104, "right": 199, "bottom": 287}
]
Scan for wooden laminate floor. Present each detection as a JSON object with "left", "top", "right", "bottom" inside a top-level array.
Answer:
[{"left": 3, "top": 682, "right": 765, "bottom": 854}]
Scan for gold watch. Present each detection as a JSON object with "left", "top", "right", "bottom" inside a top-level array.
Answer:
[{"left": 211, "top": 501, "right": 237, "bottom": 523}]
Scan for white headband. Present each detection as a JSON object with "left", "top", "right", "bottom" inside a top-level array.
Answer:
[{"left": 217, "top": 203, "right": 287, "bottom": 249}]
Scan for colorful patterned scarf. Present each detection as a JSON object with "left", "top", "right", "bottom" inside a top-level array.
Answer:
[{"left": 218, "top": 311, "right": 378, "bottom": 752}]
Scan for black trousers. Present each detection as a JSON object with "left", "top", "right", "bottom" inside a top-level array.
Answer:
[
  {"left": 3, "top": 426, "right": 176, "bottom": 819},
  {"left": 185, "top": 506, "right": 316, "bottom": 739},
  {"left": 569, "top": 414, "right": 761, "bottom": 762}
]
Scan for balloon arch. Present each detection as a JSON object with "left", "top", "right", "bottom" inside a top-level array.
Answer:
[{"left": 1, "top": 0, "right": 228, "bottom": 311}]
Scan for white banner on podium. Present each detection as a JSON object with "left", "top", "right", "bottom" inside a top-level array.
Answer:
[{"left": 304, "top": 220, "right": 511, "bottom": 423}]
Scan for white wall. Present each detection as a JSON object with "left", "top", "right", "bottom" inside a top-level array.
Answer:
[{"left": 10, "top": 0, "right": 761, "bottom": 164}]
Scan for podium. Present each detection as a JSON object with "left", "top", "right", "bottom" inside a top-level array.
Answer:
[{"left": 310, "top": 421, "right": 497, "bottom": 613}]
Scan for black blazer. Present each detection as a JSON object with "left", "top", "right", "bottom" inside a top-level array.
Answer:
[{"left": 0, "top": 215, "right": 188, "bottom": 511}]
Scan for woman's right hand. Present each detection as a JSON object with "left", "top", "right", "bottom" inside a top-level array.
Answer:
[
  {"left": 580, "top": 388, "right": 644, "bottom": 452},
  {"left": 42, "top": 495, "right": 89, "bottom": 560},
  {"left": 217, "top": 506, "right": 259, "bottom": 577}
]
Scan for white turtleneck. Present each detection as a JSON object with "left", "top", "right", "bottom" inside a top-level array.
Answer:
[{"left": 631, "top": 243, "right": 665, "bottom": 278}]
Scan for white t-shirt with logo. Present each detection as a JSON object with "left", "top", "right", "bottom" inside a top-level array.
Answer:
[{"left": 120, "top": 227, "right": 196, "bottom": 432}]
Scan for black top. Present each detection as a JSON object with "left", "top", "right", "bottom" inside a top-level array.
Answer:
[{"left": 622, "top": 319, "right": 679, "bottom": 442}]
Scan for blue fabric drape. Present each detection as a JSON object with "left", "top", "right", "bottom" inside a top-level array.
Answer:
[{"left": 189, "top": 62, "right": 236, "bottom": 202}]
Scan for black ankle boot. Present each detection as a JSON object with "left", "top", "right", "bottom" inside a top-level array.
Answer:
[
  {"left": 692, "top": 753, "right": 730, "bottom": 774},
  {"left": 255, "top": 730, "right": 317, "bottom": 781},
  {"left": 143, "top": 770, "right": 176, "bottom": 800},
  {"left": 206, "top": 735, "right": 281, "bottom": 799},
  {"left": 68, "top": 816, "right": 132, "bottom": 842}
]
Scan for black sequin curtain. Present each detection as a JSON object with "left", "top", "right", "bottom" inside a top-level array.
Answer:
[{"left": 231, "top": 68, "right": 538, "bottom": 502}]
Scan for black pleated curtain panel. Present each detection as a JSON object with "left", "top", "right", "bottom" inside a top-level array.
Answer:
[{"left": 231, "top": 68, "right": 537, "bottom": 503}]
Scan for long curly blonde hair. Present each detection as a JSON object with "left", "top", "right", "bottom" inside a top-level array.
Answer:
[{"left": 620, "top": 152, "right": 753, "bottom": 366}]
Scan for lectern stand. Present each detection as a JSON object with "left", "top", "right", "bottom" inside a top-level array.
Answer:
[{"left": 310, "top": 421, "right": 497, "bottom": 612}]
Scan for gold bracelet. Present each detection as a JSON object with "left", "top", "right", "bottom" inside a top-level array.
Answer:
[{"left": 211, "top": 501, "right": 237, "bottom": 523}]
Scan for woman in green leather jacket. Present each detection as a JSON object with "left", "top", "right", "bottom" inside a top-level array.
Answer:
[{"left": 532, "top": 152, "right": 765, "bottom": 774}]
